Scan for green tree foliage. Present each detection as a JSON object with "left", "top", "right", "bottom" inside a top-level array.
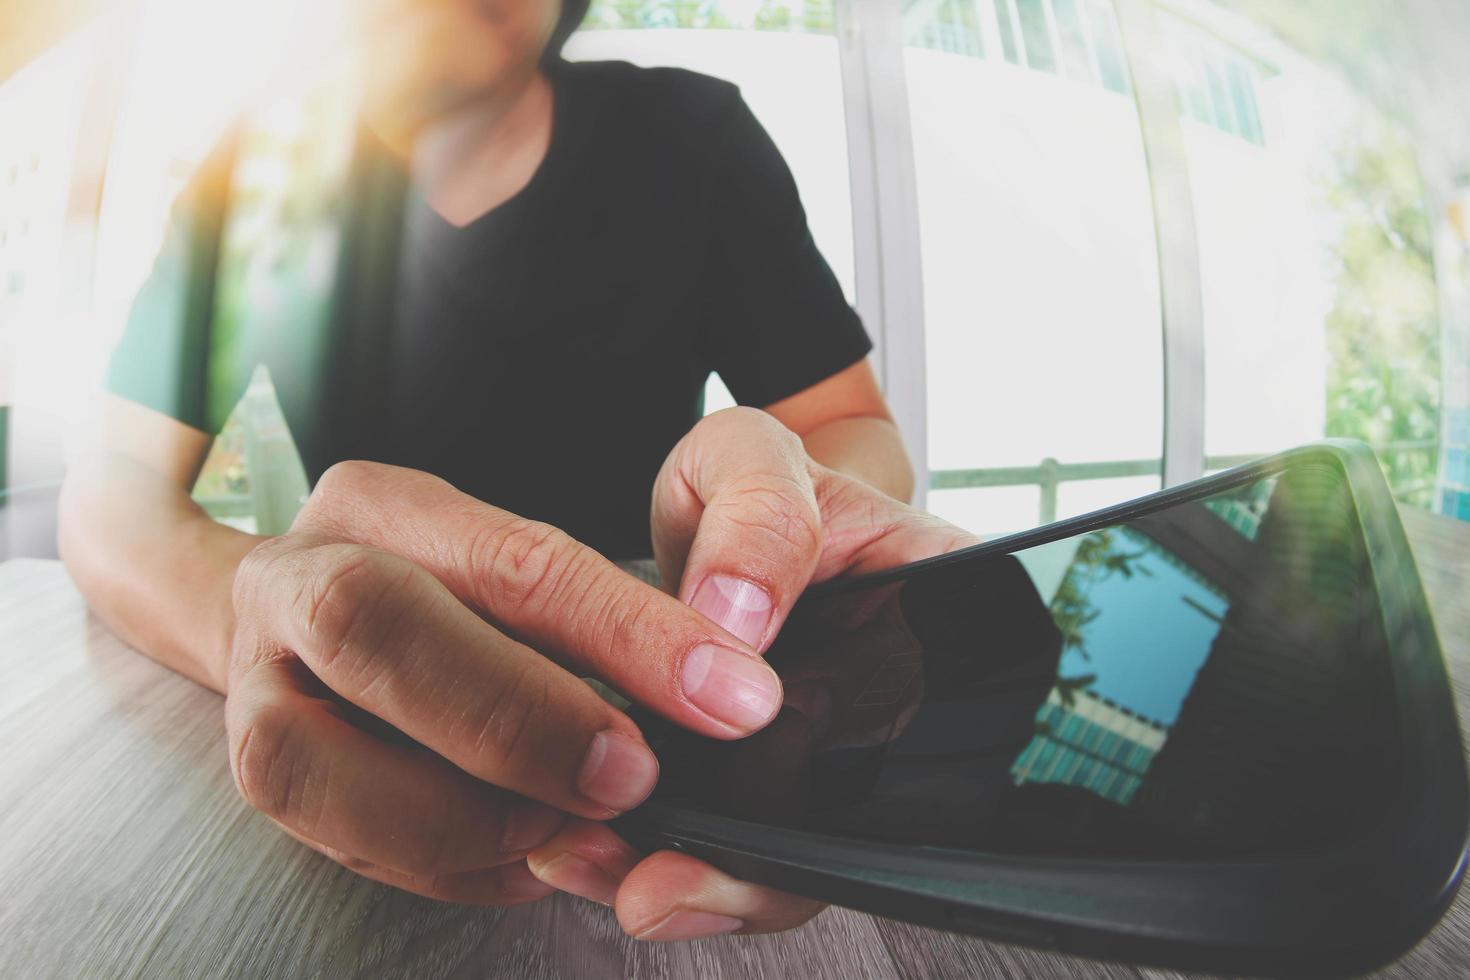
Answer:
[
  {"left": 1048, "top": 528, "right": 1153, "bottom": 707},
  {"left": 1320, "top": 120, "right": 1441, "bottom": 508}
]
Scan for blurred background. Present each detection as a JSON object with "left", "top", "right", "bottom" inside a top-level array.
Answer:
[{"left": 1, "top": 0, "right": 1468, "bottom": 557}]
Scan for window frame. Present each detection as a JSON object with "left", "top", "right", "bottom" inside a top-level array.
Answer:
[{"left": 841, "top": 0, "right": 1208, "bottom": 515}]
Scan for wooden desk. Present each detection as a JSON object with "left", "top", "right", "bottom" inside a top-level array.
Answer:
[{"left": 3, "top": 509, "right": 1469, "bottom": 979}]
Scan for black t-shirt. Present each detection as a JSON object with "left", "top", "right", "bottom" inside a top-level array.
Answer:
[{"left": 108, "top": 60, "right": 872, "bottom": 560}]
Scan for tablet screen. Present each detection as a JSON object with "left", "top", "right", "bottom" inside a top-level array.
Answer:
[{"left": 645, "top": 460, "right": 1400, "bottom": 858}]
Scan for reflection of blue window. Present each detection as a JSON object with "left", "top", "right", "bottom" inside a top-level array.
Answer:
[
  {"left": 905, "top": 0, "right": 986, "bottom": 58},
  {"left": 1088, "top": 725, "right": 1107, "bottom": 752},
  {"left": 1085, "top": 0, "right": 1129, "bottom": 93},
  {"left": 994, "top": 0, "right": 1021, "bottom": 64},
  {"left": 1051, "top": 0, "right": 1092, "bottom": 83},
  {"left": 1226, "top": 61, "right": 1263, "bottom": 142},
  {"left": 1182, "top": 62, "right": 1214, "bottom": 125},
  {"left": 1016, "top": 0, "right": 1056, "bottom": 72},
  {"left": 1205, "top": 61, "right": 1238, "bottom": 135},
  {"left": 991, "top": 0, "right": 1131, "bottom": 97},
  {"left": 1163, "top": 13, "right": 1266, "bottom": 146},
  {"left": 1077, "top": 720, "right": 1097, "bottom": 749}
]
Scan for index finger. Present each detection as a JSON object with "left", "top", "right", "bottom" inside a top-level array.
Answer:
[{"left": 293, "top": 461, "right": 783, "bottom": 740}]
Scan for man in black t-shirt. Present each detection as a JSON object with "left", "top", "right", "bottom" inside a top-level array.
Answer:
[{"left": 60, "top": 0, "right": 974, "bottom": 940}]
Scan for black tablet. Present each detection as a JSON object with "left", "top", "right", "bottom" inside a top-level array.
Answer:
[{"left": 616, "top": 441, "right": 1468, "bottom": 978}]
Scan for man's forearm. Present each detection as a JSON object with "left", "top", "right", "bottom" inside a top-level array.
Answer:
[
  {"left": 58, "top": 453, "right": 263, "bottom": 694},
  {"left": 800, "top": 415, "right": 915, "bottom": 503}
]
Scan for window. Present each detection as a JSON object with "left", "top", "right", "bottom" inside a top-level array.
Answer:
[
  {"left": 995, "top": 0, "right": 1021, "bottom": 64},
  {"left": 903, "top": 0, "right": 1163, "bottom": 538},
  {"left": 572, "top": 1, "right": 853, "bottom": 416},
  {"left": 1050, "top": 0, "right": 1092, "bottom": 83},
  {"left": 903, "top": 0, "right": 985, "bottom": 59},
  {"left": 1015, "top": 0, "right": 1056, "bottom": 72},
  {"left": 1159, "top": 11, "right": 1264, "bottom": 145},
  {"left": 922, "top": 0, "right": 1130, "bottom": 94},
  {"left": 1085, "top": 0, "right": 1129, "bottom": 94},
  {"left": 1162, "top": 7, "right": 1443, "bottom": 507}
]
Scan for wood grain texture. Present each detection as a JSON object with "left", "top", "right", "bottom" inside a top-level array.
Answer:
[{"left": 2, "top": 508, "right": 1468, "bottom": 980}]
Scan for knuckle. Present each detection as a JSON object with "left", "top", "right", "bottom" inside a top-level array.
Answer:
[
  {"left": 294, "top": 545, "right": 411, "bottom": 672},
  {"left": 719, "top": 405, "right": 800, "bottom": 446},
  {"left": 231, "top": 701, "right": 317, "bottom": 829},
  {"left": 299, "top": 460, "right": 428, "bottom": 532},
  {"left": 724, "top": 480, "right": 823, "bottom": 557},
  {"left": 295, "top": 461, "right": 372, "bottom": 529},
  {"left": 311, "top": 459, "right": 376, "bottom": 502},
  {"left": 232, "top": 536, "right": 291, "bottom": 616},
  {"left": 469, "top": 518, "right": 583, "bottom": 614}
]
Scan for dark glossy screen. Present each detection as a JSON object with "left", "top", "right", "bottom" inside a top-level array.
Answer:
[{"left": 644, "top": 461, "right": 1400, "bottom": 858}]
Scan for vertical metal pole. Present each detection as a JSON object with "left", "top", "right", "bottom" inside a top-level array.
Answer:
[
  {"left": 1040, "top": 456, "right": 1060, "bottom": 525},
  {"left": 1113, "top": 0, "right": 1206, "bottom": 487},
  {"left": 834, "top": 0, "right": 931, "bottom": 506}
]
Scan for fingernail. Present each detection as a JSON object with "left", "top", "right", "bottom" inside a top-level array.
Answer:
[
  {"left": 690, "top": 575, "right": 773, "bottom": 649},
  {"left": 636, "top": 910, "right": 745, "bottom": 941},
  {"left": 533, "top": 852, "right": 620, "bottom": 906},
  {"left": 682, "top": 643, "right": 782, "bottom": 732},
  {"left": 577, "top": 730, "right": 660, "bottom": 813},
  {"left": 501, "top": 803, "right": 565, "bottom": 853}
]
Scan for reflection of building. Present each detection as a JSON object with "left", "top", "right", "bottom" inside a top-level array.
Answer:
[
  {"left": 1130, "top": 467, "right": 1394, "bottom": 851},
  {"left": 1011, "top": 688, "right": 1167, "bottom": 805},
  {"left": 1203, "top": 487, "right": 1270, "bottom": 540}
]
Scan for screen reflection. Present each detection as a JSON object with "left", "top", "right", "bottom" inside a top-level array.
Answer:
[{"left": 645, "top": 463, "right": 1399, "bottom": 858}]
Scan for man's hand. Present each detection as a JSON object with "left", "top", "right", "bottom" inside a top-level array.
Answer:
[
  {"left": 225, "top": 459, "right": 788, "bottom": 904},
  {"left": 525, "top": 407, "right": 978, "bottom": 939}
]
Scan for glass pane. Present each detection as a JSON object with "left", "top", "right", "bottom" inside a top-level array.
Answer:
[
  {"left": 1015, "top": 0, "right": 1057, "bottom": 73},
  {"left": 571, "top": 1, "right": 853, "bottom": 417},
  {"left": 1050, "top": 0, "right": 1095, "bottom": 84},
  {"left": 1162, "top": 9, "right": 1443, "bottom": 510},
  {"left": 1084, "top": 0, "right": 1129, "bottom": 94},
  {"left": 1202, "top": 58, "right": 1238, "bottom": 137},
  {"left": 905, "top": 0, "right": 1163, "bottom": 533},
  {"left": 994, "top": 0, "right": 1022, "bottom": 65},
  {"left": 1056, "top": 474, "right": 1162, "bottom": 521},
  {"left": 928, "top": 484, "right": 1043, "bottom": 539},
  {"left": 1225, "top": 61, "right": 1262, "bottom": 143},
  {"left": 904, "top": 0, "right": 986, "bottom": 59}
]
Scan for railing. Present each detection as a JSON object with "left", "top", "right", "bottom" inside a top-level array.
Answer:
[{"left": 930, "top": 440, "right": 1439, "bottom": 527}]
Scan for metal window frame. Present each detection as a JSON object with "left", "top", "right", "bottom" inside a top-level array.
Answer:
[
  {"left": 1113, "top": 0, "right": 1206, "bottom": 488},
  {"left": 834, "top": 0, "right": 931, "bottom": 507}
]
